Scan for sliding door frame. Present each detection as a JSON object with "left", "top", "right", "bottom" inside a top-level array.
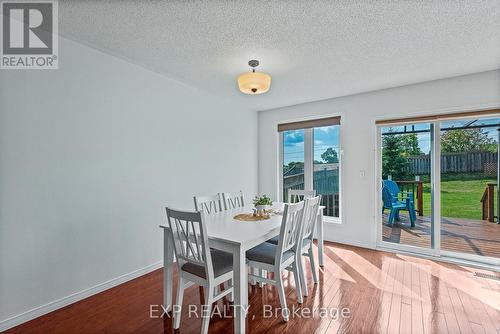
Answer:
[
  {"left": 375, "top": 109, "right": 500, "bottom": 267},
  {"left": 431, "top": 123, "right": 441, "bottom": 256}
]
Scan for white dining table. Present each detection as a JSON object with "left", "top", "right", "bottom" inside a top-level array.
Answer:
[{"left": 159, "top": 202, "right": 325, "bottom": 334}]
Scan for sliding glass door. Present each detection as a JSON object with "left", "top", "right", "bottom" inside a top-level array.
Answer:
[
  {"left": 439, "top": 117, "right": 500, "bottom": 260},
  {"left": 379, "top": 123, "right": 435, "bottom": 252},
  {"left": 378, "top": 113, "right": 500, "bottom": 264}
]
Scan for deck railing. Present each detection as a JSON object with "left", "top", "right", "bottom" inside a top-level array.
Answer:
[
  {"left": 480, "top": 183, "right": 497, "bottom": 222},
  {"left": 393, "top": 180, "right": 424, "bottom": 216},
  {"left": 283, "top": 171, "right": 339, "bottom": 217},
  {"left": 320, "top": 194, "right": 340, "bottom": 217}
]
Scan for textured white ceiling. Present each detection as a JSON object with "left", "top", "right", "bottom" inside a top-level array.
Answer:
[{"left": 59, "top": 0, "right": 500, "bottom": 111}]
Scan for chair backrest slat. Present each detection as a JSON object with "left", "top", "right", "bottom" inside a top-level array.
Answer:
[
  {"left": 222, "top": 191, "right": 245, "bottom": 210},
  {"left": 300, "top": 196, "right": 321, "bottom": 242},
  {"left": 383, "top": 180, "right": 400, "bottom": 197},
  {"left": 194, "top": 194, "right": 222, "bottom": 214},
  {"left": 382, "top": 186, "right": 395, "bottom": 208},
  {"left": 166, "top": 208, "right": 214, "bottom": 279},
  {"left": 288, "top": 189, "right": 316, "bottom": 204},
  {"left": 276, "top": 201, "right": 305, "bottom": 263}
]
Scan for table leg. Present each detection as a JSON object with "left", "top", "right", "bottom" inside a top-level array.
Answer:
[
  {"left": 317, "top": 210, "right": 324, "bottom": 267},
  {"left": 163, "top": 228, "right": 174, "bottom": 312},
  {"left": 232, "top": 245, "right": 248, "bottom": 334}
]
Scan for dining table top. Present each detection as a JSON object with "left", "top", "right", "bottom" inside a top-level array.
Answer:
[{"left": 159, "top": 202, "right": 325, "bottom": 248}]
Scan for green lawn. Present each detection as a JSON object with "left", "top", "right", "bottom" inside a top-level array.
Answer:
[{"left": 420, "top": 176, "right": 497, "bottom": 220}]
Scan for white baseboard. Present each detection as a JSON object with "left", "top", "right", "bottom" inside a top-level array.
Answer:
[
  {"left": 0, "top": 261, "right": 163, "bottom": 332},
  {"left": 322, "top": 234, "right": 375, "bottom": 250}
]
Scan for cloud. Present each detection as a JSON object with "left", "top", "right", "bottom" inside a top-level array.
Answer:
[
  {"left": 284, "top": 130, "right": 304, "bottom": 145},
  {"left": 315, "top": 126, "right": 333, "bottom": 134}
]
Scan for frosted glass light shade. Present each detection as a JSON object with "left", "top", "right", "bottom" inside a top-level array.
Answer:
[{"left": 237, "top": 72, "right": 271, "bottom": 94}]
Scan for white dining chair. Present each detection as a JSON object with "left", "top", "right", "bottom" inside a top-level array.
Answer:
[
  {"left": 267, "top": 196, "right": 320, "bottom": 296},
  {"left": 246, "top": 201, "right": 305, "bottom": 321},
  {"left": 295, "top": 195, "right": 321, "bottom": 296},
  {"left": 166, "top": 208, "right": 234, "bottom": 334},
  {"left": 221, "top": 191, "right": 244, "bottom": 210},
  {"left": 288, "top": 189, "right": 316, "bottom": 203},
  {"left": 194, "top": 194, "right": 232, "bottom": 293},
  {"left": 264, "top": 189, "right": 317, "bottom": 246},
  {"left": 193, "top": 194, "right": 223, "bottom": 213}
]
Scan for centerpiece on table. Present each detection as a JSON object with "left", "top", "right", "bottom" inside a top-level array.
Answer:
[{"left": 253, "top": 194, "right": 273, "bottom": 218}]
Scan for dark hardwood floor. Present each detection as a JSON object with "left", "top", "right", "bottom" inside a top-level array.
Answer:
[{"left": 4, "top": 242, "right": 500, "bottom": 334}]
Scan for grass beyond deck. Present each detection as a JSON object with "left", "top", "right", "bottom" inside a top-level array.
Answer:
[{"left": 419, "top": 174, "right": 497, "bottom": 220}]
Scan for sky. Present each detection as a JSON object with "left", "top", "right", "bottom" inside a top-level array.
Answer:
[
  {"left": 283, "top": 125, "right": 340, "bottom": 165},
  {"left": 283, "top": 118, "right": 499, "bottom": 165},
  {"left": 381, "top": 117, "right": 499, "bottom": 154}
]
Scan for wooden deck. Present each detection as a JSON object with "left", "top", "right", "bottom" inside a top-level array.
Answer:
[{"left": 383, "top": 213, "right": 500, "bottom": 258}]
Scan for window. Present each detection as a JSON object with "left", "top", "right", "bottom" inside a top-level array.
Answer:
[
  {"left": 279, "top": 117, "right": 341, "bottom": 219},
  {"left": 283, "top": 129, "right": 305, "bottom": 202},
  {"left": 313, "top": 125, "right": 340, "bottom": 217}
]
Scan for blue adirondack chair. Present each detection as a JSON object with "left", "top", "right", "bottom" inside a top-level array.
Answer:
[
  {"left": 382, "top": 185, "right": 416, "bottom": 227},
  {"left": 383, "top": 179, "right": 417, "bottom": 222}
]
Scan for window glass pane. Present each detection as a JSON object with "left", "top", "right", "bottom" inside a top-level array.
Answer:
[
  {"left": 283, "top": 130, "right": 305, "bottom": 202},
  {"left": 380, "top": 123, "right": 433, "bottom": 249},
  {"left": 441, "top": 117, "right": 500, "bottom": 129},
  {"left": 380, "top": 123, "right": 431, "bottom": 135},
  {"left": 313, "top": 125, "right": 340, "bottom": 217},
  {"left": 440, "top": 116, "right": 500, "bottom": 258}
]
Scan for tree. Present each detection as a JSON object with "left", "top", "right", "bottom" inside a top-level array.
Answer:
[
  {"left": 398, "top": 134, "right": 422, "bottom": 157},
  {"left": 382, "top": 133, "right": 408, "bottom": 179},
  {"left": 283, "top": 161, "right": 304, "bottom": 176},
  {"left": 321, "top": 148, "right": 339, "bottom": 163},
  {"left": 441, "top": 128, "right": 495, "bottom": 153}
]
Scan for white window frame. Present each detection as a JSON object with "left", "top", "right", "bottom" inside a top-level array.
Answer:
[{"left": 278, "top": 121, "right": 343, "bottom": 224}]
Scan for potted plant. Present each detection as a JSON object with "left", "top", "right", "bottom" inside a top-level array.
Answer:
[{"left": 253, "top": 195, "right": 273, "bottom": 214}]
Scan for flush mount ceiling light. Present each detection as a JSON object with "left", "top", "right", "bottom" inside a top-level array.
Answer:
[{"left": 237, "top": 60, "right": 271, "bottom": 95}]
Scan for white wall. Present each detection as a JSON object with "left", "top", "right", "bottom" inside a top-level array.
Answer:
[
  {"left": 0, "top": 37, "right": 257, "bottom": 328},
  {"left": 258, "top": 70, "right": 500, "bottom": 248}
]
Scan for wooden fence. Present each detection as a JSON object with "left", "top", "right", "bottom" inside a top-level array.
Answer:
[{"left": 407, "top": 151, "right": 498, "bottom": 175}]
